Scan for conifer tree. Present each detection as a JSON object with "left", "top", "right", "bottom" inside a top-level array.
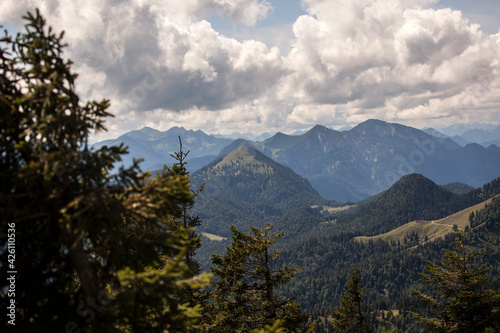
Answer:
[
  {"left": 0, "top": 10, "right": 209, "bottom": 332},
  {"left": 166, "top": 136, "right": 206, "bottom": 306},
  {"left": 332, "top": 267, "right": 369, "bottom": 332},
  {"left": 411, "top": 231, "right": 500, "bottom": 332},
  {"left": 203, "top": 224, "right": 313, "bottom": 332}
]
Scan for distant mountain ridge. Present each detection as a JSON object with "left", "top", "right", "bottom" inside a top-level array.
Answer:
[
  {"left": 212, "top": 131, "right": 274, "bottom": 141},
  {"left": 92, "top": 126, "right": 232, "bottom": 171},
  {"left": 93, "top": 120, "right": 500, "bottom": 202},
  {"left": 220, "top": 119, "right": 500, "bottom": 201},
  {"left": 425, "top": 124, "right": 500, "bottom": 147},
  {"left": 461, "top": 126, "right": 500, "bottom": 147}
]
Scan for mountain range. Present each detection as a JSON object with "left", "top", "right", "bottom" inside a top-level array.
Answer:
[
  {"left": 424, "top": 125, "right": 500, "bottom": 147},
  {"left": 91, "top": 126, "right": 232, "bottom": 172},
  {"left": 191, "top": 158, "right": 500, "bottom": 332},
  {"left": 170, "top": 122, "right": 500, "bottom": 332},
  {"left": 95, "top": 121, "right": 500, "bottom": 332},
  {"left": 93, "top": 119, "right": 500, "bottom": 202},
  {"left": 189, "top": 142, "right": 500, "bottom": 245},
  {"left": 220, "top": 120, "right": 500, "bottom": 201}
]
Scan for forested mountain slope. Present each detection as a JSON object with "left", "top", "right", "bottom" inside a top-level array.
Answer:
[
  {"left": 356, "top": 194, "right": 500, "bottom": 245},
  {"left": 191, "top": 145, "right": 337, "bottom": 237},
  {"left": 276, "top": 184, "right": 500, "bottom": 332},
  {"left": 333, "top": 174, "right": 500, "bottom": 235}
]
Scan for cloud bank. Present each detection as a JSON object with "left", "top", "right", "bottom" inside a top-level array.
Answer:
[{"left": 1, "top": 0, "right": 499, "bottom": 137}]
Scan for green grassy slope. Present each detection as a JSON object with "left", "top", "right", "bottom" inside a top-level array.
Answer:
[{"left": 356, "top": 195, "right": 500, "bottom": 244}]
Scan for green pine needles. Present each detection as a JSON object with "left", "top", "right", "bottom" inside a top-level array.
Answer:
[
  {"left": 203, "top": 224, "right": 314, "bottom": 332},
  {"left": 332, "top": 267, "right": 369, "bottom": 333},
  {"left": 0, "top": 10, "right": 209, "bottom": 332},
  {"left": 410, "top": 231, "right": 500, "bottom": 332}
]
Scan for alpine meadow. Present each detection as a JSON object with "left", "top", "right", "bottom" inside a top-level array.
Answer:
[{"left": 3, "top": 8, "right": 500, "bottom": 333}]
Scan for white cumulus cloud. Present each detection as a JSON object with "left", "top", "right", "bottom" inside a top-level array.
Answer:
[
  {"left": 1, "top": 0, "right": 499, "bottom": 138},
  {"left": 278, "top": 0, "right": 500, "bottom": 130}
]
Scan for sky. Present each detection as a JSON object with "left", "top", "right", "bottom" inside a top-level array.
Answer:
[{"left": 1, "top": 0, "right": 500, "bottom": 140}]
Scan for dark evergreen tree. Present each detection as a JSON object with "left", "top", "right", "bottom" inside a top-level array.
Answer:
[
  {"left": 203, "top": 224, "right": 313, "bottom": 332},
  {"left": 167, "top": 136, "right": 204, "bottom": 276},
  {"left": 0, "top": 10, "right": 209, "bottom": 332},
  {"left": 411, "top": 231, "right": 500, "bottom": 332},
  {"left": 166, "top": 137, "right": 207, "bottom": 309},
  {"left": 332, "top": 267, "right": 369, "bottom": 332}
]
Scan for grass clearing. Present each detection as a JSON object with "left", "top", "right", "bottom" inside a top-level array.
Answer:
[
  {"left": 356, "top": 195, "right": 499, "bottom": 245},
  {"left": 202, "top": 232, "right": 227, "bottom": 241},
  {"left": 312, "top": 205, "right": 355, "bottom": 214}
]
